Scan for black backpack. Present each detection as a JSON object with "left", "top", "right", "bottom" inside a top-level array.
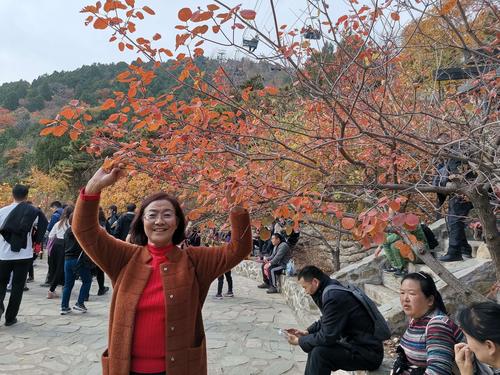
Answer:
[
  {"left": 421, "top": 224, "right": 439, "bottom": 250},
  {"left": 322, "top": 283, "right": 392, "bottom": 341}
]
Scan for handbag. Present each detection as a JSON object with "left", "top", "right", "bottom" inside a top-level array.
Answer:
[{"left": 46, "top": 237, "right": 56, "bottom": 256}]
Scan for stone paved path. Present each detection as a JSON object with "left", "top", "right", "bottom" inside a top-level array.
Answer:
[{"left": 0, "top": 258, "right": 307, "bottom": 374}]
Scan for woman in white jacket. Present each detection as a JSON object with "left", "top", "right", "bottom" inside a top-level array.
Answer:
[{"left": 47, "top": 205, "right": 73, "bottom": 299}]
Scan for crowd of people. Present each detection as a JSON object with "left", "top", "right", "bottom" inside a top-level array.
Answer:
[{"left": 0, "top": 161, "right": 498, "bottom": 375}]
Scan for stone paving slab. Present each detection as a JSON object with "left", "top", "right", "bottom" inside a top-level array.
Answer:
[{"left": 0, "top": 258, "right": 306, "bottom": 374}]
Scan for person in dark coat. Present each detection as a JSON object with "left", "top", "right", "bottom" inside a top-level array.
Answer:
[
  {"left": 106, "top": 205, "right": 119, "bottom": 230},
  {"left": 257, "top": 233, "right": 290, "bottom": 293},
  {"left": 0, "top": 185, "right": 48, "bottom": 326},
  {"left": 285, "top": 266, "right": 384, "bottom": 375},
  {"left": 113, "top": 203, "right": 136, "bottom": 241}
]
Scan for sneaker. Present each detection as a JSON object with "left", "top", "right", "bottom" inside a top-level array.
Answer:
[
  {"left": 213, "top": 294, "right": 223, "bottom": 300},
  {"left": 60, "top": 307, "right": 72, "bottom": 315},
  {"left": 97, "top": 287, "right": 109, "bottom": 296},
  {"left": 73, "top": 303, "right": 87, "bottom": 313},
  {"left": 47, "top": 291, "right": 58, "bottom": 299},
  {"left": 439, "top": 254, "right": 463, "bottom": 262},
  {"left": 26, "top": 277, "right": 34, "bottom": 283},
  {"left": 257, "top": 283, "right": 270, "bottom": 289},
  {"left": 23, "top": 286, "right": 29, "bottom": 292},
  {"left": 224, "top": 292, "right": 234, "bottom": 297},
  {"left": 383, "top": 266, "right": 397, "bottom": 273},
  {"left": 266, "top": 286, "right": 279, "bottom": 294},
  {"left": 394, "top": 269, "right": 407, "bottom": 278}
]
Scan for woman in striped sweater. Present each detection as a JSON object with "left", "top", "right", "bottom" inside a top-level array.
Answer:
[{"left": 393, "top": 272, "right": 464, "bottom": 375}]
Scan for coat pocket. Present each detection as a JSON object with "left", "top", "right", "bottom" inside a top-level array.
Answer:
[
  {"left": 188, "top": 338, "right": 207, "bottom": 374},
  {"left": 101, "top": 349, "right": 110, "bottom": 375}
]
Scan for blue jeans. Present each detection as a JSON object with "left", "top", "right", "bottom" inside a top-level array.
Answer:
[{"left": 61, "top": 258, "right": 92, "bottom": 309}]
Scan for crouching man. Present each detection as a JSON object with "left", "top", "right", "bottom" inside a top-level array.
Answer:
[{"left": 285, "top": 266, "right": 384, "bottom": 375}]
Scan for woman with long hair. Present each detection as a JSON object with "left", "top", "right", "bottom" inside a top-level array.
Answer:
[
  {"left": 46, "top": 205, "right": 74, "bottom": 299},
  {"left": 72, "top": 164, "right": 251, "bottom": 375}
]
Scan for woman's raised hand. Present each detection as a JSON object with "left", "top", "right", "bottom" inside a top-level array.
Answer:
[{"left": 85, "top": 162, "right": 126, "bottom": 194}]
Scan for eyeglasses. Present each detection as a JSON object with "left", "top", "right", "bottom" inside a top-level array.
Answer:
[{"left": 143, "top": 212, "right": 174, "bottom": 221}]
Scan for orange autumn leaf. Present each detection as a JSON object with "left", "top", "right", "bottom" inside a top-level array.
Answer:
[
  {"left": 52, "top": 124, "right": 68, "bottom": 137},
  {"left": 39, "top": 118, "right": 55, "bottom": 125},
  {"left": 265, "top": 86, "right": 279, "bottom": 95},
  {"left": 207, "top": 4, "right": 219, "bottom": 11},
  {"left": 178, "top": 7, "right": 192, "bottom": 22},
  {"left": 389, "top": 200, "right": 400, "bottom": 212},
  {"left": 390, "top": 12, "right": 400, "bottom": 21},
  {"left": 405, "top": 213, "right": 420, "bottom": 227},
  {"left": 240, "top": 9, "right": 257, "bottom": 20},
  {"left": 152, "top": 33, "right": 161, "bottom": 41},
  {"left": 440, "top": 0, "right": 457, "bottom": 15},
  {"left": 395, "top": 241, "right": 415, "bottom": 261},
  {"left": 101, "top": 98, "right": 116, "bottom": 110},
  {"left": 69, "top": 130, "right": 79, "bottom": 141},
  {"left": 39, "top": 127, "right": 54, "bottom": 136},
  {"left": 341, "top": 217, "right": 356, "bottom": 230},
  {"left": 60, "top": 107, "right": 75, "bottom": 120},
  {"left": 142, "top": 6, "right": 155, "bottom": 15},
  {"left": 83, "top": 113, "right": 93, "bottom": 121},
  {"left": 94, "top": 17, "right": 108, "bottom": 29},
  {"left": 73, "top": 120, "right": 85, "bottom": 131}
]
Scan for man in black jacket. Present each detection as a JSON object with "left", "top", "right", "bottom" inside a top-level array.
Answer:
[
  {"left": 113, "top": 203, "right": 136, "bottom": 241},
  {"left": 0, "top": 185, "right": 48, "bottom": 326},
  {"left": 285, "top": 266, "right": 384, "bottom": 375}
]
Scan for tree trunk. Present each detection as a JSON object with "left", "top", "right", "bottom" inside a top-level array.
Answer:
[
  {"left": 468, "top": 188, "right": 500, "bottom": 282},
  {"left": 402, "top": 233, "right": 488, "bottom": 304}
]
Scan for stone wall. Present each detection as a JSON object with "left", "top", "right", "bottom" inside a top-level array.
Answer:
[
  {"left": 233, "top": 255, "right": 384, "bottom": 327},
  {"left": 293, "top": 226, "right": 375, "bottom": 273}
]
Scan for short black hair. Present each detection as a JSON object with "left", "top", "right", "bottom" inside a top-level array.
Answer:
[
  {"left": 272, "top": 232, "right": 284, "bottom": 242},
  {"left": 126, "top": 203, "right": 136, "bottom": 212},
  {"left": 297, "top": 265, "right": 326, "bottom": 281},
  {"left": 108, "top": 205, "right": 117, "bottom": 211},
  {"left": 457, "top": 302, "right": 500, "bottom": 344},
  {"left": 50, "top": 201, "right": 62, "bottom": 208},
  {"left": 12, "top": 185, "right": 29, "bottom": 200}
]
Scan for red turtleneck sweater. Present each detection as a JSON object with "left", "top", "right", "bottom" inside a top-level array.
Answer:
[{"left": 130, "top": 243, "right": 174, "bottom": 374}]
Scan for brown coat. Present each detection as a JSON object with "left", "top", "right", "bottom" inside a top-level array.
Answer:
[{"left": 73, "top": 196, "right": 251, "bottom": 375}]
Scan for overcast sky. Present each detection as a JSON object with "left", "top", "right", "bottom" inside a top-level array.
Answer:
[{"left": 1, "top": 0, "right": 344, "bottom": 85}]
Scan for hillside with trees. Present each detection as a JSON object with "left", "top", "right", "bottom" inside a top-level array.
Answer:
[{"left": 0, "top": 57, "right": 289, "bottom": 205}]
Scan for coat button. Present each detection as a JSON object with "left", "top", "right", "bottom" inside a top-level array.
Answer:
[
  {"left": 163, "top": 266, "right": 168, "bottom": 271},
  {"left": 170, "top": 326, "right": 175, "bottom": 331},
  {"left": 171, "top": 356, "right": 175, "bottom": 362},
  {"left": 169, "top": 294, "right": 174, "bottom": 299}
]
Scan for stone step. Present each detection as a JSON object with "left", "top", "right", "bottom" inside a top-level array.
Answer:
[
  {"left": 382, "top": 271, "right": 402, "bottom": 293},
  {"left": 408, "top": 257, "right": 486, "bottom": 281},
  {"left": 438, "top": 239, "right": 484, "bottom": 257},
  {"left": 364, "top": 283, "right": 399, "bottom": 306}
]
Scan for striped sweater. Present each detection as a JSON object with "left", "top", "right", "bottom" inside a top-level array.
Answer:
[{"left": 400, "top": 309, "right": 464, "bottom": 375}]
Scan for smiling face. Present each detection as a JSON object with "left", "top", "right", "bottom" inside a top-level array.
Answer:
[
  {"left": 400, "top": 279, "right": 435, "bottom": 318},
  {"left": 142, "top": 199, "right": 178, "bottom": 247}
]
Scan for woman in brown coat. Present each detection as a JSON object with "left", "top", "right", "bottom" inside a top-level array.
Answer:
[{"left": 72, "top": 165, "right": 251, "bottom": 375}]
